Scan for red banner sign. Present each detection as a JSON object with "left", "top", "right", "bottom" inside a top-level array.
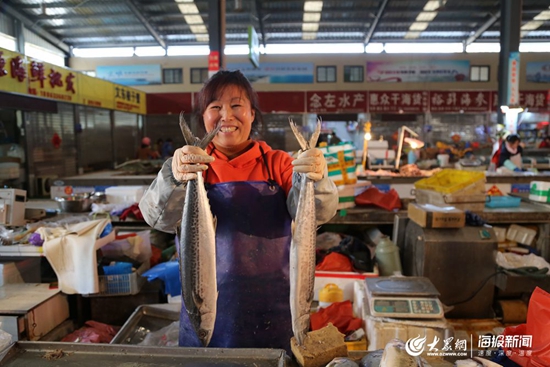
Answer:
[
  {"left": 306, "top": 91, "right": 367, "bottom": 113},
  {"left": 367, "top": 91, "right": 428, "bottom": 113},
  {"left": 491, "top": 91, "right": 549, "bottom": 112},
  {"left": 429, "top": 91, "right": 491, "bottom": 112}
]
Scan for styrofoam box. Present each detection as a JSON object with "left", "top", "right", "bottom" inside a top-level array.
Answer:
[
  {"left": 105, "top": 185, "right": 148, "bottom": 204},
  {"left": 314, "top": 270, "right": 378, "bottom": 302},
  {"left": 493, "top": 226, "right": 507, "bottom": 243},
  {"left": 506, "top": 224, "right": 537, "bottom": 246},
  {"left": 529, "top": 181, "right": 550, "bottom": 202}
]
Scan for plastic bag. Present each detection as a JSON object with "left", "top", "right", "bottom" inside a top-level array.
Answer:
[
  {"left": 142, "top": 261, "right": 181, "bottom": 296},
  {"left": 354, "top": 186, "right": 402, "bottom": 211},
  {"left": 503, "top": 287, "right": 550, "bottom": 366},
  {"left": 310, "top": 300, "right": 362, "bottom": 334},
  {"left": 138, "top": 320, "right": 180, "bottom": 347},
  {"left": 315, "top": 252, "right": 353, "bottom": 272},
  {"left": 101, "top": 230, "right": 152, "bottom": 264}
]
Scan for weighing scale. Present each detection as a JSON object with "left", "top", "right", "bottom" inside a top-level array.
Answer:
[{"left": 364, "top": 276, "right": 445, "bottom": 319}]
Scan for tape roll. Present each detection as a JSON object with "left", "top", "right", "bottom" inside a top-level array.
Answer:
[{"left": 498, "top": 300, "right": 528, "bottom": 324}]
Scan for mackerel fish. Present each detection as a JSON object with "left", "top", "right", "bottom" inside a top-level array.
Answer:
[
  {"left": 289, "top": 119, "right": 321, "bottom": 346},
  {"left": 179, "top": 113, "right": 220, "bottom": 347}
]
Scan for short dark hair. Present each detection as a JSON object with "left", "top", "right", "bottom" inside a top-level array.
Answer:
[
  {"left": 194, "top": 70, "right": 263, "bottom": 138},
  {"left": 506, "top": 134, "right": 521, "bottom": 143}
]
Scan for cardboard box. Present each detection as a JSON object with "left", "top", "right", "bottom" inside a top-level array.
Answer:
[{"left": 408, "top": 203, "right": 465, "bottom": 228}]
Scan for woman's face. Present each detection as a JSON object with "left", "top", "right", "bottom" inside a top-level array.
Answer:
[
  {"left": 203, "top": 85, "right": 255, "bottom": 155},
  {"left": 508, "top": 140, "right": 520, "bottom": 149}
]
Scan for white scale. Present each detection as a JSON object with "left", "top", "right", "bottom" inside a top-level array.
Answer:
[{"left": 365, "top": 276, "right": 445, "bottom": 319}]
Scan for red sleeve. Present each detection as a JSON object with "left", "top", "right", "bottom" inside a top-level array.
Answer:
[{"left": 268, "top": 150, "right": 294, "bottom": 195}]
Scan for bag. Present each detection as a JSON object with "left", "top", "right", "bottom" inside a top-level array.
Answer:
[
  {"left": 319, "top": 142, "right": 357, "bottom": 185},
  {"left": 354, "top": 186, "right": 402, "bottom": 211},
  {"left": 503, "top": 287, "right": 550, "bottom": 366}
]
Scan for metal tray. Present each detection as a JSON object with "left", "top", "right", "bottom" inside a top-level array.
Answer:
[
  {"left": 0, "top": 341, "right": 287, "bottom": 366},
  {"left": 111, "top": 304, "right": 180, "bottom": 345}
]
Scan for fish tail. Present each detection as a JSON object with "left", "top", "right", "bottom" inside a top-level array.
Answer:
[
  {"left": 198, "top": 121, "right": 222, "bottom": 150},
  {"left": 289, "top": 118, "right": 309, "bottom": 151},
  {"left": 179, "top": 112, "right": 197, "bottom": 146},
  {"left": 309, "top": 119, "right": 322, "bottom": 149}
]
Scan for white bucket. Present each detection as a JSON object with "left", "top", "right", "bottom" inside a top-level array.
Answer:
[{"left": 437, "top": 154, "right": 450, "bottom": 167}]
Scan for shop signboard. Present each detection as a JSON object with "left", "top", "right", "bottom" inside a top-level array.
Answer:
[
  {"left": 96, "top": 64, "right": 162, "bottom": 86},
  {"left": 114, "top": 85, "right": 146, "bottom": 114},
  {"left": 526, "top": 62, "right": 550, "bottom": 83},
  {"left": 367, "top": 91, "right": 428, "bottom": 113},
  {"left": 227, "top": 62, "right": 314, "bottom": 83},
  {"left": 78, "top": 73, "right": 114, "bottom": 109},
  {"left": 27, "top": 58, "right": 79, "bottom": 103},
  {"left": 429, "top": 91, "right": 491, "bottom": 113},
  {"left": 491, "top": 91, "right": 549, "bottom": 112},
  {"left": 506, "top": 52, "right": 520, "bottom": 106},
  {"left": 0, "top": 48, "right": 28, "bottom": 95},
  {"left": 366, "top": 60, "right": 469, "bottom": 83},
  {"left": 306, "top": 91, "right": 367, "bottom": 113}
]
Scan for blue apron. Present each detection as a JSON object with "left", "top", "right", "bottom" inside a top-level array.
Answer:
[{"left": 179, "top": 149, "right": 293, "bottom": 352}]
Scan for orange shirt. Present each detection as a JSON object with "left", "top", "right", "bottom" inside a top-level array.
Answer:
[{"left": 205, "top": 140, "right": 294, "bottom": 194}]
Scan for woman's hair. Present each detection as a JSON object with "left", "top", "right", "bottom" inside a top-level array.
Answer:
[
  {"left": 505, "top": 134, "right": 521, "bottom": 144},
  {"left": 194, "top": 70, "right": 263, "bottom": 138}
]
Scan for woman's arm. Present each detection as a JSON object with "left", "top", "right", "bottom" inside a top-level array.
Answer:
[{"left": 138, "top": 158, "right": 186, "bottom": 233}]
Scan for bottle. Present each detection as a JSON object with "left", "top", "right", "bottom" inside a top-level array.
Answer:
[
  {"left": 318, "top": 283, "right": 344, "bottom": 309},
  {"left": 375, "top": 236, "right": 403, "bottom": 276}
]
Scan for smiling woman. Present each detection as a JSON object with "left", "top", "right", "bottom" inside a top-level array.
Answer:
[{"left": 138, "top": 69, "right": 339, "bottom": 352}]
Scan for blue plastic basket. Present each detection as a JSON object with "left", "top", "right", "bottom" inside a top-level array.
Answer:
[{"left": 485, "top": 196, "right": 521, "bottom": 208}]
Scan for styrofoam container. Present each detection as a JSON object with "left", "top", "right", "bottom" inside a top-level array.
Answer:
[
  {"left": 105, "top": 185, "right": 147, "bottom": 204},
  {"left": 506, "top": 224, "right": 537, "bottom": 246},
  {"left": 492, "top": 226, "right": 507, "bottom": 243},
  {"left": 529, "top": 181, "right": 550, "bottom": 203}
]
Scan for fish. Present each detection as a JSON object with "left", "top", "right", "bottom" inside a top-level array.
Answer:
[
  {"left": 178, "top": 113, "right": 221, "bottom": 347},
  {"left": 380, "top": 339, "right": 422, "bottom": 367},
  {"left": 288, "top": 119, "right": 321, "bottom": 346}
]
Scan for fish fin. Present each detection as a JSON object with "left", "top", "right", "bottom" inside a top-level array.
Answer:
[
  {"left": 198, "top": 121, "right": 222, "bottom": 150},
  {"left": 309, "top": 119, "right": 322, "bottom": 148},
  {"left": 179, "top": 112, "right": 197, "bottom": 146},
  {"left": 289, "top": 119, "right": 308, "bottom": 151}
]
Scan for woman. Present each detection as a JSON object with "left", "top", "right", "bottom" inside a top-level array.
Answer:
[
  {"left": 495, "top": 134, "right": 523, "bottom": 171},
  {"left": 139, "top": 70, "right": 338, "bottom": 351},
  {"left": 137, "top": 137, "right": 160, "bottom": 160}
]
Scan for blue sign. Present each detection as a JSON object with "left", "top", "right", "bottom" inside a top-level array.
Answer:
[
  {"left": 227, "top": 62, "right": 314, "bottom": 83},
  {"left": 96, "top": 64, "right": 162, "bottom": 86},
  {"left": 526, "top": 62, "right": 550, "bottom": 83}
]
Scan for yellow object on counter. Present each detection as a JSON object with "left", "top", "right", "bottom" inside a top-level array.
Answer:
[
  {"left": 345, "top": 337, "right": 368, "bottom": 351},
  {"left": 319, "top": 283, "right": 344, "bottom": 304}
]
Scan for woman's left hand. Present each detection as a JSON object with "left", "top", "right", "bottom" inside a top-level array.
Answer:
[{"left": 292, "top": 148, "right": 326, "bottom": 181}]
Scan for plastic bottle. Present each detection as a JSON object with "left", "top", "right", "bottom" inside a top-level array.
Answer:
[
  {"left": 375, "top": 235, "right": 402, "bottom": 276},
  {"left": 318, "top": 283, "right": 344, "bottom": 309}
]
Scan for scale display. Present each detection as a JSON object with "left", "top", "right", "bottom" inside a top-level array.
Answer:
[{"left": 365, "top": 277, "right": 445, "bottom": 319}]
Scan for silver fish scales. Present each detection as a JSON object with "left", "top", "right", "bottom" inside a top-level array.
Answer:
[
  {"left": 179, "top": 113, "right": 220, "bottom": 347},
  {"left": 289, "top": 119, "right": 321, "bottom": 346}
]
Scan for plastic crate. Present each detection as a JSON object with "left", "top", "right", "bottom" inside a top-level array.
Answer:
[
  {"left": 87, "top": 261, "right": 150, "bottom": 297},
  {"left": 485, "top": 196, "right": 521, "bottom": 208},
  {"left": 414, "top": 169, "right": 486, "bottom": 194},
  {"left": 414, "top": 188, "right": 486, "bottom": 211}
]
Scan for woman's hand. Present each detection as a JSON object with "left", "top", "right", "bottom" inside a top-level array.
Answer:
[
  {"left": 171, "top": 146, "right": 214, "bottom": 182},
  {"left": 292, "top": 148, "right": 327, "bottom": 182}
]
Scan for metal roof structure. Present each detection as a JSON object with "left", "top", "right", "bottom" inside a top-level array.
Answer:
[{"left": 1, "top": 0, "right": 550, "bottom": 53}]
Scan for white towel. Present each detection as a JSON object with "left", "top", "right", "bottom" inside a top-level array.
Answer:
[{"left": 39, "top": 218, "right": 115, "bottom": 294}]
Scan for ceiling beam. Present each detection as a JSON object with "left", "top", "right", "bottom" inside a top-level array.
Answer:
[
  {"left": 125, "top": 0, "right": 166, "bottom": 49},
  {"left": 465, "top": 11, "right": 500, "bottom": 46},
  {"left": 0, "top": 2, "right": 70, "bottom": 54},
  {"left": 255, "top": 0, "right": 267, "bottom": 47},
  {"left": 364, "top": 0, "right": 389, "bottom": 45}
]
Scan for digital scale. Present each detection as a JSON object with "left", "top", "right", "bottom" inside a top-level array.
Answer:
[{"left": 364, "top": 276, "right": 445, "bottom": 319}]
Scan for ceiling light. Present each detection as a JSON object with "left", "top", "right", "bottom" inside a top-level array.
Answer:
[
  {"left": 303, "top": 12, "right": 321, "bottom": 22},
  {"left": 409, "top": 22, "right": 429, "bottom": 31},
  {"left": 416, "top": 12, "right": 437, "bottom": 22},
  {"left": 184, "top": 15, "right": 204, "bottom": 24},
  {"left": 423, "top": 0, "right": 444, "bottom": 11},
  {"left": 177, "top": 3, "right": 199, "bottom": 14},
  {"left": 304, "top": 1, "right": 323, "bottom": 12},
  {"left": 177, "top": 1, "right": 208, "bottom": 42},
  {"left": 302, "top": 23, "right": 320, "bottom": 32}
]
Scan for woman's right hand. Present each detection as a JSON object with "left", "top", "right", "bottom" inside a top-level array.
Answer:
[{"left": 171, "top": 146, "right": 214, "bottom": 182}]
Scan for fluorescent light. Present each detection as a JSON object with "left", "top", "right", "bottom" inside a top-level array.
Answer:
[
  {"left": 72, "top": 47, "right": 134, "bottom": 58},
  {"left": 385, "top": 42, "right": 462, "bottom": 53},
  {"left": 177, "top": 1, "right": 208, "bottom": 42},
  {"left": 416, "top": 12, "right": 437, "bottom": 22},
  {"left": 304, "top": 1, "right": 323, "bottom": 12},
  {"left": 302, "top": 33, "right": 318, "bottom": 40},
  {"left": 466, "top": 43, "right": 500, "bottom": 53},
  {"left": 264, "top": 43, "right": 364, "bottom": 54},
  {"left": 166, "top": 45, "right": 210, "bottom": 56},
  {"left": 519, "top": 42, "right": 550, "bottom": 52},
  {"left": 409, "top": 22, "right": 430, "bottom": 31},
  {"left": 177, "top": 3, "right": 199, "bottom": 14},
  {"left": 423, "top": 0, "right": 443, "bottom": 11},
  {"left": 302, "top": 23, "right": 320, "bottom": 32},
  {"left": 303, "top": 12, "right": 321, "bottom": 22},
  {"left": 0, "top": 32, "right": 16, "bottom": 51},
  {"left": 365, "top": 43, "right": 384, "bottom": 53},
  {"left": 224, "top": 44, "right": 249, "bottom": 55},
  {"left": 522, "top": 21, "right": 544, "bottom": 31},
  {"left": 184, "top": 15, "right": 203, "bottom": 24},
  {"left": 134, "top": 46, "right": 166, "bottom": 56}
]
